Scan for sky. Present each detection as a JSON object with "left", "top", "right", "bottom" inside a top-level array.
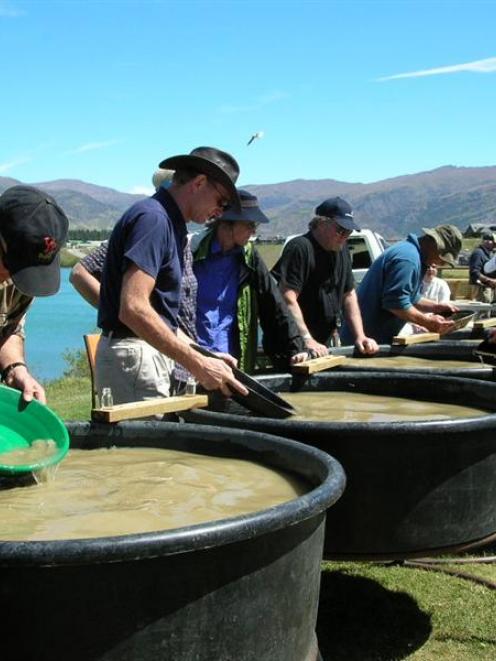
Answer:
[{"left": 1, "top": 0, "right": 496, "bottom": 195}]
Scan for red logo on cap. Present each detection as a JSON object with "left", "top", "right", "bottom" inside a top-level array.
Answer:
[
  {"left": 43, "top": 236, "right": 58, "bottom": 255},
  {"left": 37, "top": 236, "right": 58, "bottom": 263}
]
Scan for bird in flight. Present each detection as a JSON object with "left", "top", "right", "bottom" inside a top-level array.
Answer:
[{"left": 247, "top": 131, "right": 264, "bottom": 146}]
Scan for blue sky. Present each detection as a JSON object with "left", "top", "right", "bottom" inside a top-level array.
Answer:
[{"left": 1, "top": 0, "right": 495, "bottom": 194}]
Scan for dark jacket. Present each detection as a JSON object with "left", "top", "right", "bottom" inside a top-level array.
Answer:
[
  {"left": 469, "top": 245, "right": 493, "bottom": 284},
  {"left": 193, "top": 229, "right": 305, "bottom": 373}
]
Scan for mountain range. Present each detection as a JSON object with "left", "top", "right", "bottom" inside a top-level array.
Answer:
[{"left": 2, "top": 165, "right": 496, "bottom": 239}]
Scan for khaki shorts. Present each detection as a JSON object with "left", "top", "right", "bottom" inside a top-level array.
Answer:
[{"left": 95, "top": 336, "right": 174, "bottom": 406}]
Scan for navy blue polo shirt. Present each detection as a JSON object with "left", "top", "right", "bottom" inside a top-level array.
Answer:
[{"left": 98, "top": 188, "right": 187, "bottom": 333}]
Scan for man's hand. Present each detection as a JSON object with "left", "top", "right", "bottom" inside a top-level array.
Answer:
[
  {"left": 6, "top": 365, "right": 46, "bottom": 404},
  {"left": 192, "top": 356, "right": 248, "bottom": 397},
  {"left": 355, "top": 336, "right": 379, "bottom": 355},
  {"left": 423, "top": 314, "right": 455, "bottom": 335},
  {"left": 290, "top": 351, "right": 310, "bottom": 364},
  {"left": 304, "top": 337, "right": 328, "bottom": 357}
]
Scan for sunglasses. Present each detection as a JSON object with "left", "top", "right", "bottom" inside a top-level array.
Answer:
[
  {"left": 208, "top": 179, "right": 231, "bottom": 211},
  {"left": 328, "top": 220, "right": 352, "bottom": 237}
]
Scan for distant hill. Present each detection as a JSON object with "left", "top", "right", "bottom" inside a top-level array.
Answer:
[
  {"left": 0, "top": 177, "right": 142, "bottom": 229},
  {"left": 2, "top": 165, "right": 496, "bottom": 239}
]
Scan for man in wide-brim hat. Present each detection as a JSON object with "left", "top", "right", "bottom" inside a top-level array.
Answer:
[
  {"left": 192, "top": 189, "right": 308, "bottom": 373},
  {"left": 96, "top": 146, "right": 247, "bottom": 406}
]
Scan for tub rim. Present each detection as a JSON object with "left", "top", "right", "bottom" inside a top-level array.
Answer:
[
  {"left": 0, "top": 421, "right": 345, "bottom": 567},
  {"left": 184, "top": 371, "right": 496, "bottom": 438}
]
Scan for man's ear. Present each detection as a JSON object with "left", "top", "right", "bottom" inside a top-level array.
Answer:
[{"left": 191, "top": 174, "right": 208, "bottom": 193}]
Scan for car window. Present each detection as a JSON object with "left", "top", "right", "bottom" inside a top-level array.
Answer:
[{"left": 348, "top": 237, "right": 372, "bottom": 269}]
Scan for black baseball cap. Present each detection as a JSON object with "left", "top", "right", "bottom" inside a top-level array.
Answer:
[
  {"left": 315, "top": 196, "right": 360, "bottom": 231},
  {"left": 0, "top": 185, "right": 69, "bottom": 296}
]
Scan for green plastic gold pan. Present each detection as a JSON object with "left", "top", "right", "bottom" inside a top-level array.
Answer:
[{"left": 0, "top": 384, "right": 69, "bottom": 476}]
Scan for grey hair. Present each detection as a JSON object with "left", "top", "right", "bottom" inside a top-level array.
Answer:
[
  {"left": 152, "top": 168, "right": 174, "bottom": 190},
  {"left": 308, "top": 215, "right": 331, "bottom": 230}
]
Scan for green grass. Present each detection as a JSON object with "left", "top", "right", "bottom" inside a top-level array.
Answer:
[
  {"left": 45, "top": 375, "right": 92, "bottom": 421},
  {"left": 256, "top": 242, "right": 282, "bottom": 270},
  {"left": 318, "top": 560, "right": 496, "bottom": 660}
]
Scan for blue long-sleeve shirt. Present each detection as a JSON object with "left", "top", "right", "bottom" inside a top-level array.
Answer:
[{"left": 341, "top": 234, "right": 426, "bottom": 345}]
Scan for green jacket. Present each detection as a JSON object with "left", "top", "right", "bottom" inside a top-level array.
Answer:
[{"left": 193, "top": 229, "right": 304, "bottom": 373}]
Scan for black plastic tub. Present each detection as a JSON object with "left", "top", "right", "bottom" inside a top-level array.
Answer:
[
  {"left": 332, "top": 340, "right": 494, "bottom": 380},
  {"left": 183, "top": 372, "right": 496, "bottom": 560},
  {"left": 0, "top": 421, "right": 345, "bottom": 661}
]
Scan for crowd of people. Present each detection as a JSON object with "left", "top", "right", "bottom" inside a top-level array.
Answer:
[{"left": 3, "top": 143, "right": 488, "bottom": 408}]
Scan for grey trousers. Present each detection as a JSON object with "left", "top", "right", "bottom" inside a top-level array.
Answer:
[{"left": 95, "top": 336, "right": 174, "bottom": 406}]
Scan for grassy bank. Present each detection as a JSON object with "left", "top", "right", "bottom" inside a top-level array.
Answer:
[{"left": 45, "top": 375, "right": 92, "bottom": 420}]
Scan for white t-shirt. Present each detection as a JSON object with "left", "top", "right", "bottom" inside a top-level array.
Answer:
[{"left": 420, "top": 277, "right": 451, "bottom": 303}]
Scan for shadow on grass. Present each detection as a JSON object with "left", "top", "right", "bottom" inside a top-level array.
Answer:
[{"left": 317, "top": 570, "right": 432, "bottom": 660}]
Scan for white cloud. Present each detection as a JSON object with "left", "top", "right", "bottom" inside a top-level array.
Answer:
[
  {"left": 0, "top": 1, "right": 25, "bottom": 17},
  {"left": 67, "top": 139, "right": 122, "bottom": 155},
  {"left": 128, "top": 185, "right": 154, "bottom": 196},
  {"left": 0, "top": 157, "right": 31, "bottom": 174},
  {"left": 219, "top": 90, "right": 288, "bottom": 114},
  {"left": 377, "top": 56, "right": 496, "bottom": 81}
]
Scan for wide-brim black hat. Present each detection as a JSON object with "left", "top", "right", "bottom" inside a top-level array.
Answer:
[
  {"left": 0, "top": 185, "right": 69, "bottom": 297},
  {"left": 159, "top": 146, "right": 241, "bottom": 210},
  {"left": 218, "top": 189, "right": 270, "bottom": 224}
]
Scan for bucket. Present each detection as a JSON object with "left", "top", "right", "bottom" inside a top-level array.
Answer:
[
  {"left": 183, "top": 371, "right": 496, "bottom": 559},
  {"left": 0, "top": 421, "right": 345, "bottom": 661}
]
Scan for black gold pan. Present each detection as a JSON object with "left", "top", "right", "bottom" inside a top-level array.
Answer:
[
  {"left": 444, "top": 311, "right": 475, "bottom": 333},
  {"left": 191, "top": 344, "right": 295, "bottom": 419}
]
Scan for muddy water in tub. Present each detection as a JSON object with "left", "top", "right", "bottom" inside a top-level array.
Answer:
[
  {"left": 281, "top": 391, "right": 490, "bottom": 422},
  {"left": 0, "top": 448, "right": 307, "bottom": 541}
]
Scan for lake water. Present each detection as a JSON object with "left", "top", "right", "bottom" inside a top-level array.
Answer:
[{"left": 25, "top": 269, "right": 98, "bottom": 381}]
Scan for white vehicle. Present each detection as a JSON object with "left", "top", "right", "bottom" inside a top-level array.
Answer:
[{"left": 282, "top": 229, "right": 388, "bottom": 284}]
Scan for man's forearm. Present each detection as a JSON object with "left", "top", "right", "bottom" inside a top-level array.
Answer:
[
  {"left": 70, "top": 263, "right": 101, "bottom": 308},
  {"left": 477, "top": 273, "right": 496, "bottom": 288},
  {"left": 285, "top": 299, "right": 311, "bottom": 339},
  {"left": 390, "top": 305, "right": 433, "bottom": 326},
  {"left": 0, "top": 334, "right": 26, "bottom": 370}
]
